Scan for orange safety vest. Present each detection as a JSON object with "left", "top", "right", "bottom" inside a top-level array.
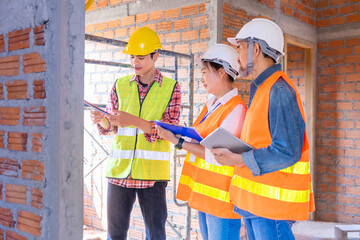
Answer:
[
  {"left": 229, "top": 71, "right": 315, "bottom": 221},
  {"left": 177, "top": 95, "right": 246, "bottom": 219}
]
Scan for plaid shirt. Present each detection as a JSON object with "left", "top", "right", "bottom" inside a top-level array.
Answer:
[{"left": 98, "top": 69, "right": 181, "bottom": 188}]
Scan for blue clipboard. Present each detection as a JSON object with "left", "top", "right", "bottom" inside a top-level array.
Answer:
[{"left": 154, "top": 121, "right": 203, "bottom": 142}]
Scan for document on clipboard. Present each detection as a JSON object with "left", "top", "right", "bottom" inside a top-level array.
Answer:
[
  {"left": 84, "top": 100, "right": 112, "bottom": 115},
  {"left": 200, "top": 127, "right": 255, "bottom": 154},
  {"left": 154, "top": 120, "right": 203, "bottom": 142}
]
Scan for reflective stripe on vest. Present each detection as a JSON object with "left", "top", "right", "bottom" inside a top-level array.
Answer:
[
  {"left": 179, "top": 174, "right": 231, "bottom": 203},
  {"left": 109, "top": 149, "right": 171, "bottom": 161},
  {"left": 229, "top": 71, "right": 315, "bottom": 221},
  {"left": 177, "top": 95, "right": 246, "bottom": 219},
  {"left": 106, "top": 75, "right": 176, "bottom": 180},
  {"left": 117, "top": 127, "right": 144, "bottom": 136}
]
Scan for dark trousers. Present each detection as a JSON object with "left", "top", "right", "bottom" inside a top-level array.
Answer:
[{"left": 107, "top": 181, "right": 168, "bottom": 240}]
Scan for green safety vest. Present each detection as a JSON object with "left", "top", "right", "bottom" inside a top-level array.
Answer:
[{"left": 106, "top": 75, "right": 177, "bottom": 180}]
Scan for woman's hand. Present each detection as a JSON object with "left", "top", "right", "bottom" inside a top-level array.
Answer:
[
  {"left": 155, "top": 125, "right": 178, "bottom": 144},
  {"left": 211, "top": 148, "right": 245, "bottom": 167}
]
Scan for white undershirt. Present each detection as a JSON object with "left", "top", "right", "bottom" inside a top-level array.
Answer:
[{"left": 203, "top": 88, "right": 246, "bottom": 166}]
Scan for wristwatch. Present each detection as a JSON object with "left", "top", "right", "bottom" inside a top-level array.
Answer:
[{"left": 175, "top": 137, "right": 185, "bottom": 150}]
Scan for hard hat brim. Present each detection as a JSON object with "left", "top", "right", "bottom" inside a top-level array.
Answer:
[{"left": 227, "top": 37, "right": 239, "bottom": 46}]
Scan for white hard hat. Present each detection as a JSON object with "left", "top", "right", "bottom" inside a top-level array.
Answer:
[
  {"left": 201, "top": 43, "right": 240, "bottom": 80},
  {"left": 228, "top": 18, "right": 285, "bottom": 57}
]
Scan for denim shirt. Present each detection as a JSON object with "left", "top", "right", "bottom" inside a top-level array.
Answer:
[{"left": 241, "top": 64, "right": 305, "bottom": 176}]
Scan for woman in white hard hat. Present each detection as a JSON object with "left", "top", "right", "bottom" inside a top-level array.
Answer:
[
  {"left": 156, "top": 44, "right": 247, "bottom": 240},
  {"left": 212, "top": 18, "right": 314, "bottom": 240}
]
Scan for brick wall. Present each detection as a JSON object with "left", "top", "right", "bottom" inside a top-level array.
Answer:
[
  {"left": 281, "top": 0, "right": 316, "bottom": 26},
  {"left": 287, "top": 44, "right": 306, "bottom": 103},
  {"left": 84, "top": 1, "right": 210, "bottom": 239},
  {"left": 316, "top": 0, "right": 360, "bottom": 28},
  {"left": 315, "top": 36, "right": 360, "bottom": 223},
  {"left": 0, "top": 25, "right": 46, "bottom": 238}
]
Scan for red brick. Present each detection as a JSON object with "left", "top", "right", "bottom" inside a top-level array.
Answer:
[
  {"left": 222, "top": 28, "right": 235, "bottom": 39},
  {"left": 95, "top": 22, "right": 107, "bottom": 31},
  {"left": 331, "top": 16, "right": 346, "bottom": 25},
  {"left": 109, "top": 0, "right": 121, "bottom": 6},
  {"left": 348, "top": 13, "right": 360, "bottom": 23},
  {"left": 165, "top": 32, "right": 180, "bottom": 43},
  {"left": 8, "top": 28, "right": 30, "bottom": 51},
  {"left": 121, "top": 16, "right": 134, "bottom": 26},
  {"left": 346, "top": 130, "right": 360, "bottom": 138},
  {"left": 0, "top": 158, "right": 19, "bottom": 178},
  {"left": 0, "top": 34, "right": 5, "bottom": 52},
  {"left": 174, "top": 18, "right": 190, "bottom": 30},
  {"left": 323, "top": 7, "right": 339, "bottom": 17},
  {"left": 338, "top": 65, "right": 354, "bottom": 74},
  {"left": 85, "top": 24, "right": 95, "bottom": 33},
  {"left": 5, "top": 231, "right": 27, "bottom": 240},
  {"left": 318, "top": 41, "right": 327, "bottom": 49},
  {"left": 33, "top": 79, "right": 46, "bottom": 99},
  {"left": 6, "top": 184, "right": 26, "bottom": 205},
  {"left": 327, "top": 56, "right": 344, "bottom": 65},
  {"left": 345, "top": 38, "right": 360, "bottom": 46},
  {"left": 0, "top": 55, "right": 20, "bottom": 77},
  {"left": 0, "top": 207, "right": 15, "bottom": 228},
  {"left": 223, "top": 3, "right": 234, "bottom": 15},
  {"left": 97, "top": 0, "right": 108, "bottom": 8},
  {"left": 164, "top": 8, "right": 179, "bottom": 19},
  {"left": 114, "top": 28, "right": 127, "bottom": 38},
  {"left": 193, "top": 16, "right": 208, "bottom": 27},
  {"left": 345, "top": 55, "right": 359, "bottom": 63},
  {"left": 22, "top": 160, "right": 43, "bottom": 182},
  {"left": 107, "top": 19, "right": 120, "bottom": 29},
  {"left": 316, "top": 0, "right": 328, "bottom": 8},
  {"left": 23, "top": 106, "right": 46, "bottom": 126},
  {"left": 173, "top": 44, "right": 190, "bottom": 54},
  {"left": 340, "top": 5, "right": 356, "bottom": 14},
  {"left": 181, "top": 4, "right": 197, "bottom": 16},
  {"left": 23, "top": 53, "right": 46, "bottom": 73},
  {"left": 199, "top": 2, "right": 207, "bottom": 14},
  {"left": 316, "top": 19, "right": 330, "bottom": 27},
  {"left": 181, "top": 30, "right": 197, "bottom": 41},
  {"left": 321, "top": 67, "right": 337, "bottom": 75},
  {"left": 200, "top": 28, "right": 209, "bottom": 39},
  {"left": 157, "top": 21, "right": 172, "bottom": 32},
  {"left": 6, "top": 80, "right": 29, "bottom": 100},
  {"left": 17, "top": 210, "right": 42, "bottom": 237},
  {"left": 0, "top": 107, "right": 20, "bottom": 126},
  {"left": 135, "top": 13, "right": 148, "bottom": 24},
  {"left": 149, "top": 10, "right": 163, "bottom": 21},
  {"left": 336, "top": 102, "right": 353, "bottom": 110},
  {"left": 7, "top": 132, "right": 27, "bottom": 152}
]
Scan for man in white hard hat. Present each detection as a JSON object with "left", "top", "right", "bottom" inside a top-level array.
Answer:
[{"left": 212, "top": 18, "right": 315, "bottom": 239}]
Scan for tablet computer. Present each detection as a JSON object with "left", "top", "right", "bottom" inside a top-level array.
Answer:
[{"left": 200, "top": 127, "right": 254, "bottom": 154}]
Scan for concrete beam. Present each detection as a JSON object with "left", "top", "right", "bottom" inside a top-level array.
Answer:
[
  {"left": 85, "top": 0, "right": 209, "bottom": 25},
  {"left": 317, "top": 22, "right": 360, "bottom": 41},
  {"left": 227, "top": 0, "right": 317, "bottom": 45},
  {"left": 85, "top": 5, "right": 127, "bottom": 25}
]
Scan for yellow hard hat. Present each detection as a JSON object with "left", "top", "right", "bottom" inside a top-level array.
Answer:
[{"left": 122, "top": 27, "right": 163, "bottom": 56}]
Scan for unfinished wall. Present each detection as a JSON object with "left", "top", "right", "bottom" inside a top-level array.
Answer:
[
  {"left": 0, "top": 0, "right": 84, "bottom": 239},
  {"left": 315, "top": 0, "right": 360, "bottom": 223}
]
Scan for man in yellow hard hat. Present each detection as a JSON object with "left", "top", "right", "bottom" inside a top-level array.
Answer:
[{"left": 90, "top": 27, "right": 181, "bottom": 240}]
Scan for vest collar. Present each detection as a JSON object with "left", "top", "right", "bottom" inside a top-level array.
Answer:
[{"left": 252, "top": 64, "right": 282, "bottom": 88}]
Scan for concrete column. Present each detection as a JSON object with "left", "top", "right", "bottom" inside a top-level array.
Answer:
[{"left": 45, "top": 0, "right": 85, "bottom": 239}]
